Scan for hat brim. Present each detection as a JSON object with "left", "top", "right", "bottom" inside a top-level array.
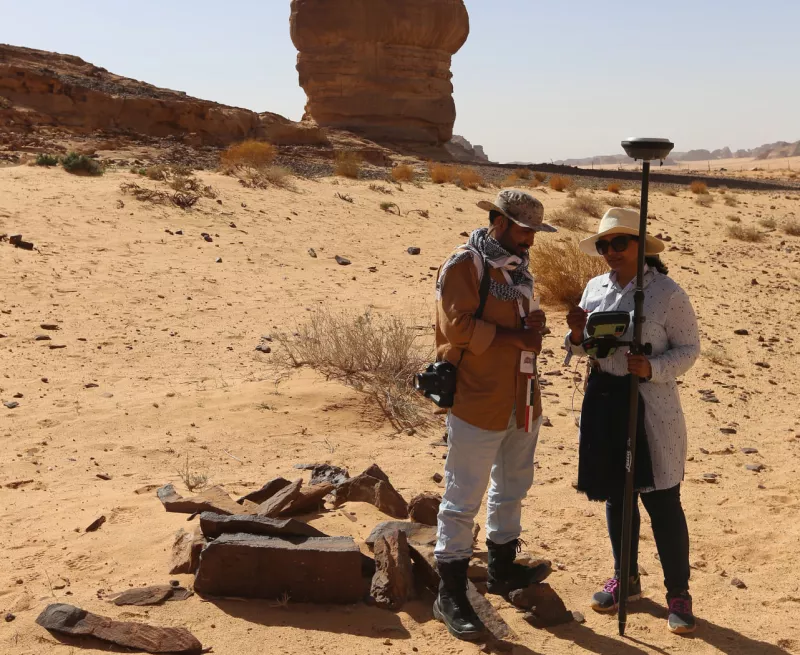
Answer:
[
  {"left": 477, "top": 200, "right": 558, "bottom": 233},
  {"left": 579, "top": 226, "right": 666, "bottom": 256}
]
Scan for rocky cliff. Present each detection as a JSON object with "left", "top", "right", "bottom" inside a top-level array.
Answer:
[{"left": 290, "top": 0, "right": 469, "bottom": 144}]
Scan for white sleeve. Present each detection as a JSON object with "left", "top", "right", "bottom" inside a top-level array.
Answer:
[{"left": 648, "top": 286, "right": 701, "bottom": 383}]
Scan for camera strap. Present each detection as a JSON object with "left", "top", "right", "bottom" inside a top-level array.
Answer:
[{"left": 456, "top": 258, "right": 491, "bottom": 368}]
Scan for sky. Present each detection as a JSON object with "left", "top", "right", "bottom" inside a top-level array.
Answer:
[{"left": 2, "top": 0, "right": 798, "bottom": 163}]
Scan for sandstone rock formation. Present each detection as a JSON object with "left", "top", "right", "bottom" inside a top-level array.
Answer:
[{"left": 290, "top": 0, "right": 469, "bottom": 144}]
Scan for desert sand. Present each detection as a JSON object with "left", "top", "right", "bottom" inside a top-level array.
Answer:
[{"left": 2, "top": 162, "right": 800, "bottom": 655}]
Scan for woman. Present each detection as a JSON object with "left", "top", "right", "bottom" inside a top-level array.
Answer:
[{"left": 564, "top": 207, "right": 701, "bottom": 635}]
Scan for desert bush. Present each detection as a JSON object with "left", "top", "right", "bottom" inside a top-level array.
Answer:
[
  {"left": 336, "top": 192, "right": 354, "bottom": 203},
  {"left": 62, "top": 152, "right": 103, "bottom": 176},
  {"left": 626, "top": 197, "right": 641, "bottom": 209},
  {"left": 548, "top": 209, "right": 588, "bottom": 232},
  {"left": 695, "top": 194, "right": 714, "bottom": 207},
  {"left": 239, "top": 165, "right": 295, "bottom": 190},
  {"left": 334, "top": 151, "right": 362, "bottom": 179},
  {"left": 606, "top": 196, "right": 626, "bottom": 208},
  {"left": 533, "top": 171, "right": 547, "bottom": 183},
  {"left": 726, "top": 214, "right": 741, "bottom": 223},
  {"left": 272, "top": 309, "right": 433, "bottom": 429},
  {"left": 176, "top": 454, "right": 208, "bottom": 492},
  {"left": 717, "top": 186, "right": 727, "bottom": 194},
  {"left": 429, "top": 162, "right": 454, "bottom": 184},
  {"left": 514, "top": 168, "right": 532, "bottom": 180},
  {"left": 567, "top": 193, "right": 604, "bottom": 218},
  {"left": 663, "top": 188, "right": 678, "bottom": 197},
  {"left": 724, "top": 196, "right": 739, "bottom": 207},
  {"left": 454, "top": 167, "right": 484, "bottom": 189},
  {"left": 36, "top": 153, "right": 59, "bottom": 167},
  {"left": 703, "top": 346, "right": 734, "bottom": 367},
  {"left": 501, "top": 174, "right": 522, "bottom": 187},
  {"left": 607, "top": 182, "right": 621, "bottom": 194},
  {"left": 119, "top": 182, "right": 199, "bottom": 209},
  {"left": 220, "top": 140, "right": 276, "bottom": 170},
  {"left": 726, "top": 224, "right": 764, "bottom": 242},
  {"left": 758, "top": 216, "right": 777, "bottom": 229},
  {"left": 530, "top": 239, "right": 607, "bottom": 307},
  {"left": 369, "top": 183, "right": 393, "bottom": 195},
  {"left": 784, "top": 219, "right": 800, "bottom": 236},
  {"left": 391, "top": 164, "right": 415, "bottom": 183},
  {"left": 690, "top": 180, "right": 708, "bottom": 194},
  {"left": 145, "top": 165, "right": 169, "bottom": 181},
  {"left": 380, "top": 201, "right": 401, "bottom": 215},
  {"left": 549, "top": 175, "right": 572, "bottom": 192}
]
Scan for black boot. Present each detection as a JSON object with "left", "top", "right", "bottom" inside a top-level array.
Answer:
[
  {"left": 433, "top": 559, "right": 487, "bottom": 641},
  {"left": 486, "top": 538, "right": 552, "bottom": 595}
]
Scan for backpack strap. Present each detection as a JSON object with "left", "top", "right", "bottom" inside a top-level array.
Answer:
[{"left": 475, "top": 258, "right": 491, "bottom": 320}]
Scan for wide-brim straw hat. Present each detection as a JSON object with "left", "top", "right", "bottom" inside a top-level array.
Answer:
[
  {"left": 477, "top": 189, "right": 557, "bottom": 233},
  {"left": 579, "top": 207, "right": 665, "bottom": 256}
]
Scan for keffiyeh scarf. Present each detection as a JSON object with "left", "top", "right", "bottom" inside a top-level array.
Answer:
[{"left": 438, "top": 228, "right": 534, "bottom": 302}]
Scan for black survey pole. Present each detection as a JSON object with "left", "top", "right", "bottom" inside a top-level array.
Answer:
[{"left": 617, "top": 138, "right": 673, "bottom": 637}]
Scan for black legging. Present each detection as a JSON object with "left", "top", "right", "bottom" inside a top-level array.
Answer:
[{"left": 606, "top": 484, "right": 690, "bottom": 595}]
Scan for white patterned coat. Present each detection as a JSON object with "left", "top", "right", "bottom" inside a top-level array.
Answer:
[{"left": 565, "top": 267, "right": 701, "bottom": 490}]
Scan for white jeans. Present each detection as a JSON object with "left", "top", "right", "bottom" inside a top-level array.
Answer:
[{"left": 435, "top": 410, "right": 542, "bottom": 563}]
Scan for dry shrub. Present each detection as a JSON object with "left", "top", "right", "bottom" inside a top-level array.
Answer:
[
  {"left": 369, "top": 183, "right": 393, "bottom": 195},
  {"left": 626, "top": 196, "right": 641, "bottom": 209},
  {"left": 429, "top": 162, "right": 454, "bottom": 184},
  {"left": 221, "top": 140, "right": 276, "bottom": 170},
  {"left": 454, "top": 167, "right": 484, "bottom": 189},
  {"left": 501, "top": 174, "right": 521, "bottom": 187},
  {"left": 531, "top": 239, "right": 607, "bottom": 307},
  {"left": 145, "top": 165, "right": 168, "bottom": 181},
  {"left": 663, "top": 188, "right": 678, "bottom": 197},
  {"left": 703, "top": 346, "right": 734, "bottom": 367},
  {"left": 784, "top": 219, "right": 800, "bottom": 236},
  {"left": 239, "top": 165, "right": 295, "bottom": 190},
  {"left": 119, "top": 182, "right": 199, "bottom": 209},
  {"left": 567, "top": 193, "right": 604, "bottom": 218},
  {"left": 534, "top": 171, "right": 547, "bottom": 183},
  {"left": 717, "top": 186, "right": 727, "bottom": 194},
  {"left": 334, "top": 151, "right": 362, "bottom": 179},
  {"left": 724, "top": 196, "right": 739, "bottom": 207},
  {"left": 272, "top": 309, "right": 433, "bottom": 429},
  {"left": 380, "top": 201, "right": 401, "bottom": 215},
  {"left": 607, "top": 182, "right": 621, "bottom": 194},
  {"left": 689, "top": 180, "right": 708, "bottom": 194},
  {"left": 695, "top": 194, "right": 714, "bottom": 207},
  {"left": 514, "top": 168, "right": 532, "bottom": 180},
  {"left": 758, "top": 216, "right": 777, "bottom": 229},
  {"left": 176, "top": 455, "right": 208, "bottom": 492},
  {"left": 548, "top": 209, "right": 588, "bottom": 232},
  {"left": 606, "top": 196, "right": 626, "bottom": 208},
  {"left": 549, "top": 175, "right": 572, "bottom": 192},
  {"left": 726, "top": 214, "right": 741, "bottom": 223},
  {"left": 391, "top": 164, "right": 415, "bottom": 182},
  {"left": 727, "top": 224, "right": 764, "bottom": 242}
]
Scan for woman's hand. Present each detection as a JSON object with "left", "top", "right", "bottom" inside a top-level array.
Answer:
[
  {"left": 567, "top": 307, "right": 588, "bottom": 345},
  {"left": 525, "top": 309, "right": 547, "bottom": 332},
  {"left": 626, "top": 353, "right": 652, "bottom": 379}
]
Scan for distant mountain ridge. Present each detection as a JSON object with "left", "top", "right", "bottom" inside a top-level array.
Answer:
[{"left": 552, "top": 140, "right": 800, "bottom": 166}]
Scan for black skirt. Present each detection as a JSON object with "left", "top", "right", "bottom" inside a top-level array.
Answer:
[{"left": 577, "top": 371, "right": 655, "bottom": 502}]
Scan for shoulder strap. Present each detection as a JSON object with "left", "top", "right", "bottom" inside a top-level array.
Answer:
[{"left": 475, "top": 258, "right": 491, "bottom": 320}]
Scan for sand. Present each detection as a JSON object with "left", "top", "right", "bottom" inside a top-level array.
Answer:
[{"left": 1, "top": 163, "right": 800, "bottom": 655}]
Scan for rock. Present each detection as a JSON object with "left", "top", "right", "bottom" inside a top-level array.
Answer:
[
  {"left": 432, "top": 472, "right": 443, "bottom": 484},
  {"left": 290, "top": 0, "right": 469, "bottom": 144},
  {"left": 156, "top": 484, "right": 243, "bottom": 515},
  {"left": 134, "top": 484, "right": 160, "bottom": 495},
  {"left": 720, "top": 427, "right": 737, "bottom": 434},
  {"left": 96, "top": 473, "right": 112, "bottom": 481},
  {"left": 35, "top": 603, "right": 202, "bottom": 654},
  {"left": 467, "top": 581, "right": 514, "bottom": 640},
  {"left": 366, "top": 521, "right": 437, "bottom": 550},
  {"left": 702, "top": 473, "right": 719, "bottom": 483},
  {"left": 745, "top": 463, "right": 765, "bottom": 472},
  {"left": 109, "top": 586, "right": 174, "bottom": 606},
  {"left": 49, "top": 344, "right": 67, "bottom": 350},
  {"left": 257, "top": 478, "right": 303, "bottom": 517},
  {"left": 308, "top": 248, "right": 317, "bottom": 258},
  {"left": 731, "top": 578, "right": 747, "bottom": 589},
  {"left": 3, "top": 401, "right": 19, "bottom": 409},
  {"left": 335, "top": 255, "right": 351, "bottom": 266},
  {"left": 194, "top": 534, "right": 364, "bottom": 603},
  {"left": 254, "top": 343, "right": 271, "bottom": 353},
  {"left": 741, "top": 447, "right": 759, "bottom": 454},
  {"left": 572, "top": 610, "right": 585, "bottom": 624},
  {"left": 407, "top": 543, "right": 440, "bottom": 593},
  {"left": 511, "top": 583, "right": 573, "bottom": 627},
  {"left": 407, "top": 247, "right": 421, "bottom": 255},
  {"left": 40, "top": 323, "right": 59, "bottom": 330},
  {"left": 408, "top": 492, "right": 441, "bottom": 526},
  {"left": 295, "top": 463, "right": 350, "bottom": 486},
  {"left": 237, "top": 477, "right": 292, "bottom": 505},
  {"left": 169, "top": 526, "right": 205, "bottom": 575},
  {"left": 199, "top": 512, "right": 328, "bottom": 540},
  {"left": 755, "top": 362, "right": 771, "bottom": 369},
  {"left": 85, "top": 515, "right": 106, "bottom": 532},
  {"left": 334, "top": 467, "right": 408, "bottom": 518},
  {"left": 215, "top": 257, "right": 222, "bottom": 263},
  {"left": 371, "top": 530, "right": 414, "bottom": 610},
  {"left": 34, "top": 335, "right": 51, "bottom": 341},
  {"left": 280, "top": 482, "right": 335, "bottom": 516},
  {"left": 542, "top": 416, "right": 553, "bottom": 427},
  {"left": 734, "top": 329, "right": 749, "bottom": 335}
]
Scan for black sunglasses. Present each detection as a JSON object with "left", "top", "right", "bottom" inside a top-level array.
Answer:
[{"left": 595, "top": 234, "right": 638, "bottom": 255}]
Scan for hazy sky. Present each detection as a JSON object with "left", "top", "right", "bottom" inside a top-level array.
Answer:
[{"left": 2, "top": 0, "right": 798, "bottom": 162}]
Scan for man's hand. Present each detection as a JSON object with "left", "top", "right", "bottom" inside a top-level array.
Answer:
[
  {"left": 626, "top": 353, "right": 652, "bottom": 379},
  {"left": 517, "top": 329, "right": 543, "bottom": 354},
  {"left": 567, "top": 307, "right": 588, "bottom": 345},
  {"left": 525, "top": 309, "right": 547, "bottom": 332}
]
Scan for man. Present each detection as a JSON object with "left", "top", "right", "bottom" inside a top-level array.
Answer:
[{"left": 433, "top": 189, "right": 557, "bottom": 640}]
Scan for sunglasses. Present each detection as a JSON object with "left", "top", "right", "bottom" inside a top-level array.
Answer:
[{"left": 595, "top": 234, "right": 638, "bottom": 255}]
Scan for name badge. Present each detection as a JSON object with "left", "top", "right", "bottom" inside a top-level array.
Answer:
[{"left": 520, "top": 351, "right": 536, "bottom": 375}]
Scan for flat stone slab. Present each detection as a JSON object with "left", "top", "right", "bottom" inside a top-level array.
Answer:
[
  {"left": 199, "top": 512, "right": 328, "bottom": 540},
  {"left": 157, "top": 484, "right": 242, "bottom": 515},
  {"left": 169, "top": 527, "right": 205, "bottom": 575},
  {"left": 280, "top": 483, "right": 334, "bottom": 516},
  {"left": 237, "top": 477, "right": 291, "bottom": 505},
  {"left": 371, "top": 529, "right": 414, "bottom": 610},
  {"left": 334, "top": 468, "right": 408, "bottom": 519},
  {"left": 366, "top": 521, "right": 437, "bottom": 550},
  {"left": 257, "top": 478, "right": 303, "bottom": 517},
  {"left": 36, "top": 603, "right": 202, "bottom": 654},
  {"left": 194, "top": 534, "right": 364, "bottom": 603},
  {"left": 108, "top": 586, "right": 174, "bottom": 606}
]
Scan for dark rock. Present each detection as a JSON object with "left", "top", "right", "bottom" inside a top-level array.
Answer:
[
  {"left": 731, "top": 578, "right": 747, "bottom": 589},
  {"left": 96, "top": 473, "right": 112, "bottom": 481},
  {"left": 194, "top": 534, "right": 363, "bottom": 603},
  {"left": 741, "top": 447, "right": 759, "bottom": 455},
  {"left": 156, "top": 484, "right": 242, "bottom": 515},
  {"left": 35, "top": 603, "right": 202, "bottom": 654},
  {"left": 467, "top": 581, "right": 514, "bottom": 640},
  {"left": 237, "top": 477, "right": 291, "bottom": 505},
  {"left": 702, "top": 473, "right": 719, "bottom": 483},
  {"left": 720, "top": 427, "right": 737, "bottom": 434},
  {"left": 168, "top": 587, "right": 194, "bottom": 601},
  {"left": 371, "top": 530, "right": 414, "bottom": 610},
  {"left": 335, "top": 255, "right": 351, "bottom": 266},
  {"left": 84, "top": 382, "right": 99, "bottom": 388},
  {"left": 542, "top": 417, "right": 553, "bottom": 427},
  {"left": 734, "top": 329, "right": 749, "bottom": 336},
  {"left": 334, "top": 467, "right": 408, "bottom": 519},
  {"left": 169, "top": 526, "right": 205, "bottom": 575},
  {"left": 755, "top": 362, "right": 771, "bottom": 369},
  {"left": 408, "top": 492, "right": 441, "bottom": 526},
  {"left": 5, "top": 613, "right": 15, "bottom": 622},
  {"left": 215, "top": 257, "right": 222, "bottom": 263},
  {"left": 49, "top": 344, "right": 67, "bottom": 349},
  {"left": 254, "top": 343, "right": 271, "bottom": 353},
  {"left": 407, "top": 543, "right": 439, "bottom": 593},
  {"left": 366, "top": 521, "right": 437, "bottom": 550},
  {"left": 407, "top": 247, "right": 421, "bottom": 255},
  {"left": 511, "top": 583, "right": 573, "bottom": 627},
  {"left": 85, "top": 515, "right": 106, "bottom": 532},
  {"left": 745, "top": 463, "right": 765, "bottom": 472},
  {"left": 295, "top": 463, "right": 350, "bottom": 486},
  {"left": 3, "top": 401, "right": 19, "bottom": 409},
  {"left": 432, "top": 472, "right": 443, "bottom": 484},
  {"left": 200, "top": 512, "right": 328, "bottom": 540},
  {"left": 257, "top": 478, "right": 303, "bottom": 517},
  {"left": 308, "top": 248, "right": 317, "bottom": 258},
  {"left": 41, "top": 323, "right": 59, "bottom": 330},
  {"left": 110, "top": 586, "right": 174, "bottom": 606},
  {"left": 35, "top": 334, "right": 51, "bottom": 341},
  {"left": 280, "top": 482, "right": 335, "bottom": 516},
  {"left": 362, "top": 463, "right": 391, "bottom": 482},
  {"left": 572, "top": 610, "right": 586, "bottom": 624}
]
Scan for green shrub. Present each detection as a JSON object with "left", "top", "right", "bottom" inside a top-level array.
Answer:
[
  {"left": 36, "top": 154, "right": 60, "bottom": 167},
  {"left": 62, "top": 152, "right": 103, "bottom": 177}
]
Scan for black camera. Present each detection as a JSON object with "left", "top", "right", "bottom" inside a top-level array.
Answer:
[{"left": 414, "top": 361, "right": 457, "bottom": 408}]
